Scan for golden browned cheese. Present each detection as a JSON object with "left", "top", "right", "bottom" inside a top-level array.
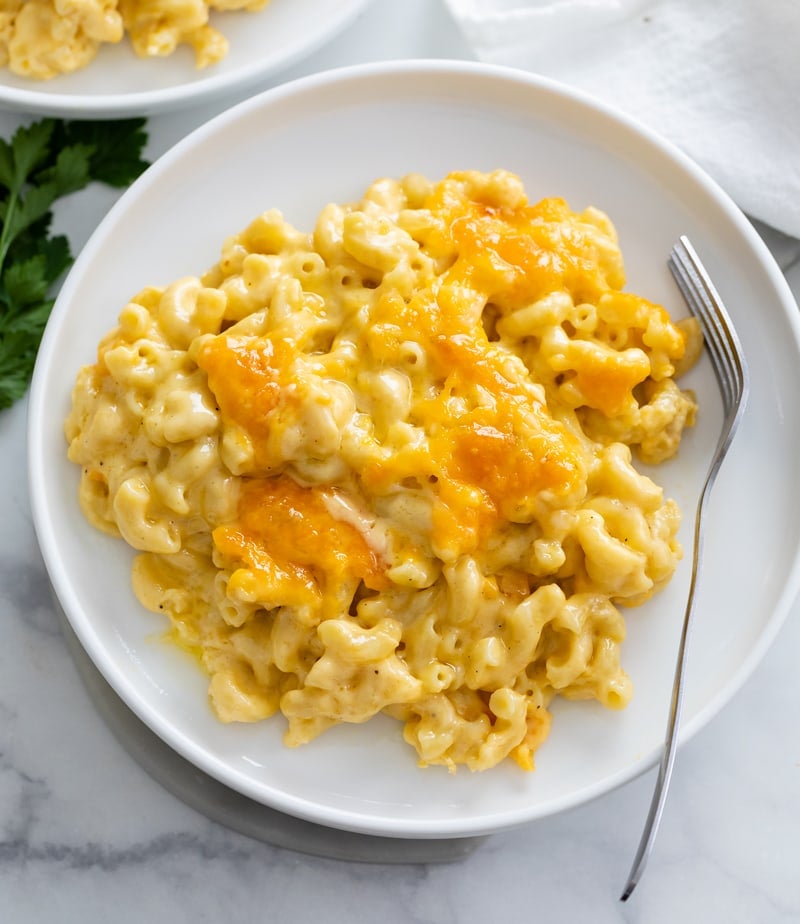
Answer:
[{"left": 65, "top": 170, "right": 699, "bottom": 772}]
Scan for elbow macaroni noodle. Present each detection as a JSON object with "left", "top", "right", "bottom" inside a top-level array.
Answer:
[
  {"left": 0, "top": 0, "right": 270, "bottom": 79},
  {"left": 66, "top": 169, "right": 701, "bottom": 772}
]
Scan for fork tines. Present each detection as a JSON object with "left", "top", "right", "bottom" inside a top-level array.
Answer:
[{"left": 668, "top": 236, "right": 749, "bottom": 416}]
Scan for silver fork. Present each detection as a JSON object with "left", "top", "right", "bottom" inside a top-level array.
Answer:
[{"left": 620, "top": 235, "right": 750, "bottom": 901}]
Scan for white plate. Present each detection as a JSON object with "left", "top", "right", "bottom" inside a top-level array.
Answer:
[
  {"left": 0, "top": 0, "right": 371, "bottom": 118},
  {"left": 28, "top": 61, "right": 800, "bottom": 839}
]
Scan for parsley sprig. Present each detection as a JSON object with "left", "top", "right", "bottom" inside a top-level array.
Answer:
[{"left": 0, "top": 117, "right": 149, "bottom": 409}]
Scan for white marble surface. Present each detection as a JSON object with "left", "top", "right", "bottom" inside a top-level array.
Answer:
[{"left": 2, "top": 2, "right": 800, "bottom": 921}]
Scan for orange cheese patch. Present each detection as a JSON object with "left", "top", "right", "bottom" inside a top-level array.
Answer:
[
  {"left": 213, "top": 476, "right": 387, "bottom": 615},
  {"left": 572, "top": 353, "right": 650, "bottom": 417},
  {"left": 198, "top": 333, "right": 296, "bottom": 455},
  {"left": 362, "top": 266, "right": 584, "bottom": 550},
  {"left": 431, "top": 191, "right": 618, "bottom": 308}
]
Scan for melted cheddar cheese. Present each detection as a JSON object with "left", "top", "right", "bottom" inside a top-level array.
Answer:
[{"left": 66, "top": 170, "right": 700, "bottom": 773}]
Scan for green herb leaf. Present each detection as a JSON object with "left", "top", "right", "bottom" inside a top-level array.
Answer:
[
  {"left": 10, "top": 119, "right": 55, "bottom": 187},
  {"left": 49, "top": 118, "right": 150, "bottom": 188},
  {"left": 36, "top": 142, "right": 95, "bottom": 195},
  {"left": 0, "top": 116, "right": 150, "bottom": 410},
  {"left": 0, "top": 138, "right": 16, "bottom": 190}
]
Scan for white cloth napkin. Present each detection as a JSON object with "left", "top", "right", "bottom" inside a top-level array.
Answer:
[{"left": 443, "top": 0, "right": 800, "bottom": 239}]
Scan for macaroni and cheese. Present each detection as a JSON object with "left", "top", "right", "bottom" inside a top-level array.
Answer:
[
  {"left": 0, "top": 0, "right": 269, "bottom": 79},
  {"left": 65, "top": 170, "right": 700, "bottom": 772}
]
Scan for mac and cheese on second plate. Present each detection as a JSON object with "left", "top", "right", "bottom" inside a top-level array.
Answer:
[
  {"left": 0, "top": 0, "right": 270, "bottom": 79},
  {"left": 66, "top": 169, "right": 700, "bottom": 772}
]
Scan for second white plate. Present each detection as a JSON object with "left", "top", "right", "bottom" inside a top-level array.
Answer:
[{"left": 0, "top": 0, "right": 372, "bottom": 117}]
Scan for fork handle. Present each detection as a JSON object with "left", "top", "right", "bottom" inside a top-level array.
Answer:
[{"left": 620, "top": 418, "right": 739, "bottom": 902}]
